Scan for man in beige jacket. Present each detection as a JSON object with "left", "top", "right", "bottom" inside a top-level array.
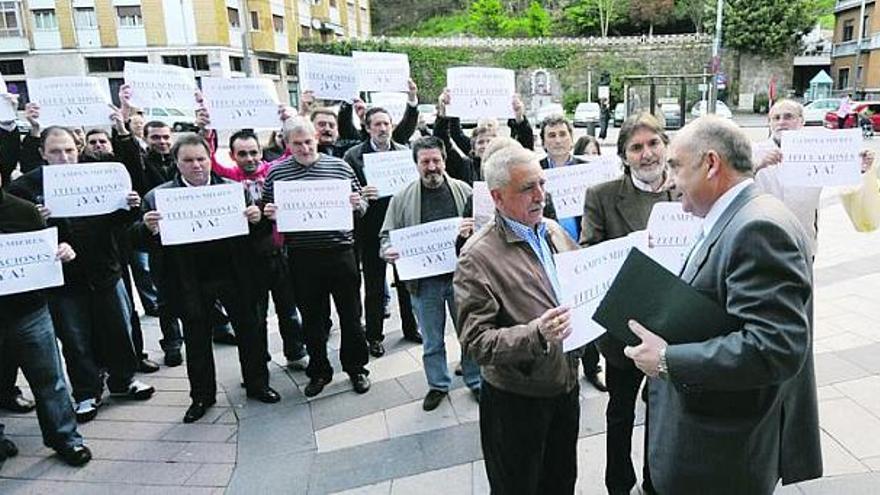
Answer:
[{"left": 454, "top": 145, "right": 581, "bottom": 494}]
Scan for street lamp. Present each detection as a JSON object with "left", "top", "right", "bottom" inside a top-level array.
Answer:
[{"left": 708, "top": 0, "right": 723, "bottom": 114}]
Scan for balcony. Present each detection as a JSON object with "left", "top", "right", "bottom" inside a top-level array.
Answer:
[
  {"left": 833, "top": 39, "right": 861, "bottom": 57},
  {"left": 836, "top": 0, "right": 875, "bottom": 13}
]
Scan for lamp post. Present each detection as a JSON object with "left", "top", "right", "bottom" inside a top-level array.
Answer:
[{"left": 708, "top": 0, "right": 723, "bottom": 114}]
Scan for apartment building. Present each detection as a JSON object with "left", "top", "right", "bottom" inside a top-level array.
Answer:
[
  {"left": 0, "top": 0, "right": 371, "bottom": 105},
  {"left": 831, "top": 0, "right": 880, "bottom": 97}
]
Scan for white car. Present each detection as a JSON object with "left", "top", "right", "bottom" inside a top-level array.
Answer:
[
  {"left": 573, "top": 102, "right": 601, "bottom": 127},
  {"left": 417, "top": 103, "right": 437, "bottom": 127},
  {"left": 690, "top": 100, "right": 733, "bottom": 119},
  {"left": 803, "top": 98, "right": 841, "bottom": 126},
  {"left": 143, "top": 107, "right": 197, "bottom": 132},
  {"left": 535, "top": 103, "right": 565, "bottom": 125}
]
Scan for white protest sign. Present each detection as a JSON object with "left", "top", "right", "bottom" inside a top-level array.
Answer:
[
  {"left": 275, "top": 179, "right": 353, "bottom": 232},
  {"left": 0, "top": 71, "right": 15, "bottom": 122},
  {"left": 298, "top": 52, "right": 357, "bottom": 101},
  {"left": 555, "top": 231, "right": 648, "bottom": 352},
  {"left": 155, "top": 183, "right": 249, "bottom": 246},
  {"left": 780, "top": 128, "right": 862, "bottom": 187},
  {"left": 645, "top": 202, "right": 702, "bottom": 274},
  {"left": 363, "top": 150, "right": 418, "bottom": 197},
  {"left": 0, "top": 227, "right": 63, "bottom": 296},
  {"left": 543, "top": 158, "right": 623, "bottom": 219},
  {"left": 369, "top": 92, "right": 408, "bottom": 125},
  {"left": 353, "top": 51, "right": 410, "bottom": 93},
  {"left": 27, "top": 77, "right": 112, "bottom": 127},
  {"left": 472, "top": 181, "right": 494, "bottom": 232},
  {"left": 201, "top": 77, "right": 280, "bottom": 129},
  {"left": 43, "top": 163, "right": 132, "bottom": 218},
  {"left": 390, "top": 217, "right": 460, "bottom": 281},
  {"left": 446, "top": 67, "right": 515, "bottom": 120},
  {"left": 124, "top": 61, "right": 196, "bottom": 110}
]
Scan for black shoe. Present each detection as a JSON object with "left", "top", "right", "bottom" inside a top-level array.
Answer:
[
  {"left": 471, "top": 388, "right": 481, "bottom": 403},
  {"left": 144, "top": 307, "right": 160, "bottom": 317},
  {"left": 585, "top": 371, "right": 608, "bottom": 392},
  {"left": 350, "top": 373, "right": 371, "bottom": 394},
  {"left": 368, "top": 340, "right": 385, "bottom": 358},
  {"left": 212, "top": 330, "right": 237, "bottom": 345},
  {"left": 422, "top": 390, "right": 447, "bottom": 411},
  {"left": 57, "top": 445, "right": 92, "bottom": 466},
  {"left": 138, "top": 358, "right": 160, "bottom": 374},
  {"left": 0, "top": 438, "right": 18, "bottom": 459},
  {"left": 402, "top": 332, "right": 423, "bottom": 344},
  {"left": 383, "top": 307, "right": 391, "bottom": 319},
  {"left": 183, "top": 399, "right": 216, "bottom": 423},
  {"left": 454, "top": 364, "right": 463, "bottom": 376},
  {"left": 0, "top": 393, "right": 35, "bottom": 413},
  {"left": 304, "top": 376, "right": 332, "bottom": 398},
  {"left": 246, "top": 386, "right": 281, "bottom": 403},
  {"left": 164, "top": 349, "right": 183, "bottom": 367}
]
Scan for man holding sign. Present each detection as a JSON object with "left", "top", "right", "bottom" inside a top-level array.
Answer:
[
  {"left": 0, "top": 174, "right": 92, "bottom": 467},
  {"left": 263, "top": 117, "right": 371, "bottom": 398},
  {"left": 345, "top": 107, "right": 422, "bottom": 357},
  {"left": 455, "top": 145, "right": 580, "bottom": 494},
  {"left": 138, "top": 133, "right": 279, "bottom": 424},
  {"left": 380, "top": 137, "right": 481, "bottom": 411}
]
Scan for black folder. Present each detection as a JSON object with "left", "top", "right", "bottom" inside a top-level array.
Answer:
[{"left": 592, "top": 248, "right": 741, "bottom": 347}]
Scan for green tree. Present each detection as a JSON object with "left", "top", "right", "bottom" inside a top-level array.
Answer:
[
  {"left": 524, "top": 1, "right": 552, "bottom": 37},
  {"left": 630, "top": 0, "right": 674, "bottom": 36},
  {"left": 674, "top": 0, "right": 713, "bottom": 33},
  {"left": 720, "top": 0, "right": 822, "bottom": 55},
  {"left": 562, "top": 0, "right": 629, "bottom": 37},
  {"left": 468, "top": 0, "right": 506, "bottom": 36}
]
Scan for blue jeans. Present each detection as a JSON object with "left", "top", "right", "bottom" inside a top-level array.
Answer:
[
  {"left": 49, "top": 279, "right": 138, "bottom": 401},
  {"left": 0, "top": 306, "right": 83, "bottom": 451},
  {"left": 409, "top": 275, "right": 480, "bottom": 392},
  {"left": 130, "top": 250, "right": 158, "bottom": 312}
]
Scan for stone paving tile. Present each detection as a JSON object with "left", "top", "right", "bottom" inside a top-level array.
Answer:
[
  {"left": 75, "top": 420, "right": 178, "bottom": 441},
  {"left": 161, "top": 423, "right": 237, "bottom": 443},
  {"left": 73, "top": 438, "right": 188, "bottom": 462},
  {"left": 184, "top": 462, "right": 235, "bottom": 487},
  {"left": 835, "top": 343, "right": 880, "bottom": 374},
  {"left": 797, "top": 472, "right": 880, "bottom": 494},
  {"left": 384, "top": 398, "right": 459, "bottom": 439},
  {"left": 172, "top": 441, "right": 238, "bottom": 464},
  {"left": 833, "top": 376, "right": 880, "bottom": 419},
  {"left": 227, "top": 449, "right": 313, "bottom": 495},
  {"left": 449, "top": 387, "right": 480, "bottom": 424},
  {"left": 0, "top": 454, "right": 58, "bottom": 479},
  {"left": 310, "top": 378, "right": 413, "bottom": 430},
  {"left": 37, "top": 459, "right": 202, "bottom": 485},
  {"left": 95, "top": 404, "right": 229, "bottom": 423},
  {"left": 315, "top": 411, "right": 389, "bottom": 453},
  {"left": 389, "top": 463, "right": 472, "bottom": 495},
  {"left": 139, "top": 377, "right": 194, "bottom": 391},
  {"left": 367, "top": 350, "right": 423, "bottom": 384},
  {"left": 332, "top": 480, "right": 393, "bottom": 495},
  {"left": 819, "top": 397, "right": 880, "bottom": 459},
  {"left": 813, "top": 352, "right": 872, "bottom": 387},
  {"left": 0, "top": 479, "right": 219, "bottom": 494},
  {"left": 814, "top": 332, "right": 876, "bottom": 353},
  {"left": 818, "top": 431, "right": 870, "bottom": 477},
  {"left": 816, "top": 385, "right": 845, "bottom": 402},
  {"left": 863, "top": 456, "right": 880, "bottom": 471},
  {"left": 236, "top": 403, "right": 315, "bottom": 460},
  {"left": 472, "top": 460, "right": 489, "bottom": 494}
]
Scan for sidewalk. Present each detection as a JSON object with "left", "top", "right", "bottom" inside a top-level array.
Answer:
[{"left": 3, "top": 167, "right": 880, "bottom": 494}]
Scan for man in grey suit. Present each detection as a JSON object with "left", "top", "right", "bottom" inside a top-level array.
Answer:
[{"left": 624, "top": 116, "right": 822, "bottom": 494}]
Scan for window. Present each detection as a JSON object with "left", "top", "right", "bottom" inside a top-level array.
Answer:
[
  {"left": 162, "top": 54, "right": 209, "bottom": 71},
  {"left": 259, "top": 59, "right": 279, "bottom": 75},
  {"left": 0, "top": 59, "right": 24, "bottom": 75},
  {"left": 74, "top": 7, "right": 96, "bottom": 28},
  {"left": 250, "top": 11, "right": 259, "bottom": 30},
  {"left": 272, "top": 14, "right": 284, "bottom": 33},
  {"left": 32, "top": 9, "right": 57, "bottom": 30},
  {"left": 843, "top": 20, "right": 854, "bottom": 42},
  {"left": 227, "top": 7, "right": 240, "bottom": 28},
  {"left": 839, "top": 67, "right": 850, "bottom": 90},
  {"left": 116, "top": 6, "right": 142, "bottom": 27},
  {"left": 300, "top": 26, "right": 310, "bottom": 39},
  {"left": 329, "top": 0, "right": 336, "bottom": 6},
  {"left": 230, "top": 55, "right": 243, "bottom": 72},
  {"left": 0, "top": 1, "right": 22, "bottom": 37},
  {"left": 285, "top": 62, "right": 296, "bottom": 76},
  {"left": 857, "top": 65, "right": 864, "bottom": 85},
  {"left": 86, "top": 56, "right": 147, "bottom": 72},
  {"left": 864, "top": 15, "right": 870, "bottom": 38}
]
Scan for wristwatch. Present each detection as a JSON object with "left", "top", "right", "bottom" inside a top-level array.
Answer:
[{"left": 658, "top": 346, "right": 669, "bottom": 379}]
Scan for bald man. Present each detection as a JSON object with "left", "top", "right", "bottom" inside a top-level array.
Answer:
[{"left": 624, "top": 117, "right": 822, "bottom": 494}]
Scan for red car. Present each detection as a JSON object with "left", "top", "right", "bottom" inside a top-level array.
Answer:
[{"left": 824, "top": 101, "right": 880, "bottom": 130}]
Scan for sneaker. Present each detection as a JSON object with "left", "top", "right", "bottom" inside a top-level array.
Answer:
[
  {"left": 286, "top": 355, "right": 309, "bottom": 371},
  {"left": 109, "top": 380, "right": 155, "bottom": 400},
  {"left": 422, "top": 390, "right": 447, "bottom": 411},
  {"left": 75, "top": 398, "right": 101, "bottom": 423}
]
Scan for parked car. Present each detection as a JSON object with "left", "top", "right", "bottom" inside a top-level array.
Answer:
[
  {"left": 573, "top": 102, "right": 601, "bottom": 127},
  {"left": 535, "top": 103, "right": 565, "bottom": 126},
  {"left": 417, "top": 103, "right": 437, "bottom": 128},
  {"left": 803, "top": 98, "right": 841, "bottom": 126},
  {"left": 613, "top": 103, "right": 625, "bottom": 126},
  {"left": 823, "top": 101, "right": 880, "bottom": 130},
  {"left": 143, "top": 107, "right": 197, "bottom": 132},
  {"left": 661, "top": 103, "right": 683, "bottom": 129},
  {"left": 690, "top": 100, "right": 733, "bottom": 119}
]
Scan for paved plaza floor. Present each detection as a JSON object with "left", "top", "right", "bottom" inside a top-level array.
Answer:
[{"left": 3, "top": 127, "right": 880, "bottom": 494}]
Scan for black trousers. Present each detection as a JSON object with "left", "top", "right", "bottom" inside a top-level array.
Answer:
[
  {"left": 181, "top": 278, "right": 268, "bottom": 401},
  {"left": 289, "top": 246, "right": 368, "bottom": 379},
  {"left": 580, "top": 342, "right": 601, "bottom": 375},
  {"left": 360, "top": 234, "right": 417, "bottom": 342},
  {"left": 605, "top": 363, "right": 654, "bottom": 494},
  {"left": 120, "top": 262, "right": 146, "bottom": 359},
  {"left": 480, "top": 381, "right": 579, "bottom": 495},
  {"left": 254, "top": 250, "right": 305, "bottom": 360}
]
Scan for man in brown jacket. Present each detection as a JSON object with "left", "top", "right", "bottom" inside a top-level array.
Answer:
[{"left": 454, "top": 144, "right": 581, "bottom": 494}]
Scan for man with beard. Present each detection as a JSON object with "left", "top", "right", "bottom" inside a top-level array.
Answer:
[
  {"left": 344, "top": 107, "right": 422, "bottom": 358},
  {"left": 380, "top": 137, "right": 481, "bottom": 410},
  {"left": 579, "top": 112, "right": 675, "bottom": 495},
  {"left": 7, "top": 107, "right": 156, "bottom": 424}
]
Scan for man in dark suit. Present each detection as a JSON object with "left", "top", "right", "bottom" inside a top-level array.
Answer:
[
  {"left": 624, "top": 116, "right": 822, "bottom": 494},
  {"left": 580, "top": 112, "right": 674, "bottom": 495}
]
